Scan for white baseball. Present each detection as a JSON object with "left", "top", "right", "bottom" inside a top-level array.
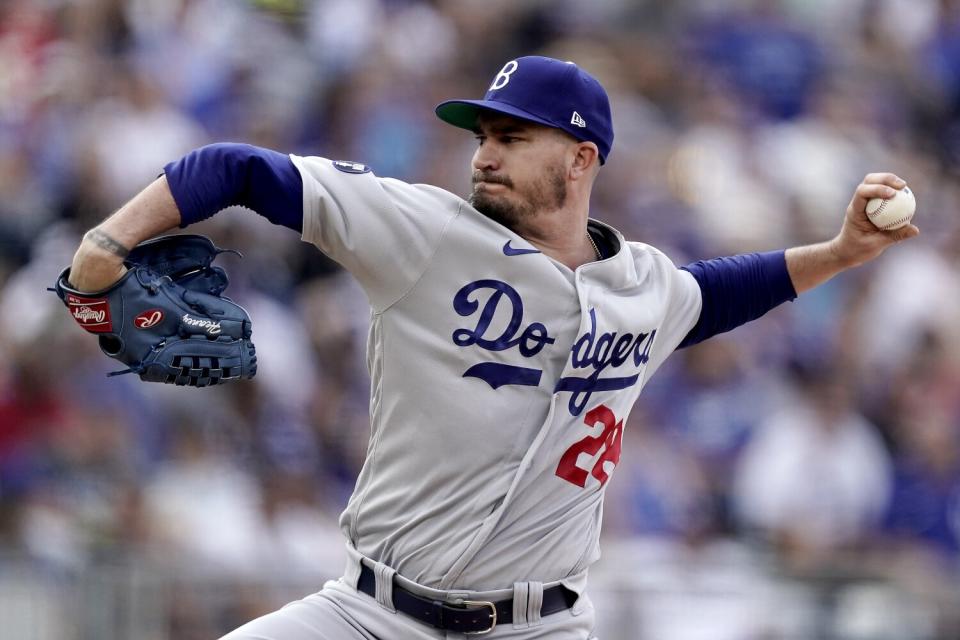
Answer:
[{"left": 865, "top": 186, "right": 916, "bottom": 230}]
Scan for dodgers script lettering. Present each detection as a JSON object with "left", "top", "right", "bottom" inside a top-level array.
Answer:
[
  {"left": 556, "top": 308, "right": 656, "bottom": 416},
  {"left": 452, "top": 279, "right": 555, "bottom": 356},
  {"left": 452, "top": 279, "right": 554, "bottom": 389},
  {"left": 451, "top": 281, "right": 657, "bottom": 415}
]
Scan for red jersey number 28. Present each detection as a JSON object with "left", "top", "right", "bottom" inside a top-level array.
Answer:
[{"left": 554, "top": 404, "right": 623, "bottom": 488}]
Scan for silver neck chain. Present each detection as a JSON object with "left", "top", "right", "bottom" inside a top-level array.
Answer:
[{"left": 586, "top": 229, "right": 602, "bottom": 261}]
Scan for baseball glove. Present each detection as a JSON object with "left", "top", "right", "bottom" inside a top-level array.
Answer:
[{"left": 53, "top": 234, "right": 257, "bottom": 387}]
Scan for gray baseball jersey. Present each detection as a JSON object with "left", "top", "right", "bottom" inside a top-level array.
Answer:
[{"left": 292, "top": 154, "right": 702, "bottom": 592}]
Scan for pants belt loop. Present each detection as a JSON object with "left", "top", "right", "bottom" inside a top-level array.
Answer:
[
  {"left": 342, "top": 545, "right": 362, "bottom": 590},
  {"left": 526, "top": 581, "right": 544, "bottom": 627},
  {"left": 512, "top": 581, "right": 544, "bottom": 629},
  {"left": 512, "top": 582, "right": 530, "bottom": 629},
  {"left": 373, "top": 561, "right": 397, "bottom": 613}
]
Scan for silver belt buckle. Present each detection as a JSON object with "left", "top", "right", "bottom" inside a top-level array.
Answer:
[{"left": 459, "top": 599, "right": 497, "bottom": 635}]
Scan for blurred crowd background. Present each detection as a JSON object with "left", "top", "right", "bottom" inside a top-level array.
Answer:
[{"left": 2, "top": 0, "right": 960, "bottom": 638}]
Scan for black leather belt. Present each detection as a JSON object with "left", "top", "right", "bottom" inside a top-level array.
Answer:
[{"left": 357, "top": 564, "right": 578, "bottom": 635}]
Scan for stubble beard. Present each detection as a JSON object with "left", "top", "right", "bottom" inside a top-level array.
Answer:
[{"left": 469, "top": 164, "right": 567, "bottom": 229}]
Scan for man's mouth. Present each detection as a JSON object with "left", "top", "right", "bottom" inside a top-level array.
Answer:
[
  {"left": 472, "top": 172, "right": 512, "bottom": 188},
  {"left": 476, "top": 181, "right": 507, "bottom": 189}
]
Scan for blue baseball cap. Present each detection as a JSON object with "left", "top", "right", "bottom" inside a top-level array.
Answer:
[{"left": 436, "top": 56, "right": 614, "bottom": 164}]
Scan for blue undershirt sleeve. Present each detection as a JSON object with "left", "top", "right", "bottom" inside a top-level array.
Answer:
[
  {"left": 163, "top": 143, "right": 303, "bottom": 232},
  {"left": 678, "top": 250, "right": 797, "bottom": 348}
]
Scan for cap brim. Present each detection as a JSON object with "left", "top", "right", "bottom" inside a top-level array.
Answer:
[{"left": 435, "top": 99, "right": 557, "bottom": 132}]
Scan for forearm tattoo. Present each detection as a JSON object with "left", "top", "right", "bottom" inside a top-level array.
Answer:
[{"left": 85, "top": 228, "right": 131, "bottom": 258}]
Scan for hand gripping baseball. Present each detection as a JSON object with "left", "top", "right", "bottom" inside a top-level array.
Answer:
[
  {"left": 53, "top": 234, "right": 257, "bottom": 387},
  {"left": 833, "top": 173, "right": 920, "bottom": 268}
]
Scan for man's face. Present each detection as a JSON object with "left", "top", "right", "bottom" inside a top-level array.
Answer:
[{"left": 469, "top": 113, "right": 571, "bottom": 228}]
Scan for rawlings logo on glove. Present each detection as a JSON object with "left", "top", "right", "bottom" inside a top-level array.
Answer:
[
  {"left": 53, "top": 234, "right": 257, "bottom": 387},
  {"left": 67, "top": 295, "right": 112, "bottom": 331},
  {"left": 134, "top": 309, "right": 164, "bottom": 329}
]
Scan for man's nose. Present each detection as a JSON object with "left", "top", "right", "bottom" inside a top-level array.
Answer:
[{"left": 472, "top": 142, "right": 500, "bottom": 172}]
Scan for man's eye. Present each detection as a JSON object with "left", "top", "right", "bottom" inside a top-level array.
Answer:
[{"left": 474, "top": 136, "right": 486, "bottom": 145}]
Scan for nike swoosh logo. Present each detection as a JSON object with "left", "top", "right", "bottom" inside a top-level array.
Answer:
[{"left": 502, "top": 240, "right": 541, "bottom": 256}]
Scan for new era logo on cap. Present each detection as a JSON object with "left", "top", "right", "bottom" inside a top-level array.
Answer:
[{"left": 435, "top": 56, "right": 614, "bottom": 164}]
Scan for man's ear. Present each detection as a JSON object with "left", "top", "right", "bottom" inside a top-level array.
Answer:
[{"left": 570, "top": 142, "right": 600, "bottom": 180}]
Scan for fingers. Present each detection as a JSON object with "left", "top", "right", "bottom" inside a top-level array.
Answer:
[
  {"left": 850, "top": 173, "right": 910, "bottom": 213},
  {"left": 862, "top": 172, "right": 907, "bottom": 188},
  {"left": 889, "top": 223, "right": 920, "bottom": 242},
  {"left": 855, "top": 182, "right": 899, "bottom": 201}
]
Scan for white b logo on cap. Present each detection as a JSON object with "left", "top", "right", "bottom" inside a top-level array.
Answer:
[{"left": 489, "top": 60, "right": 519, "bottom": 91}]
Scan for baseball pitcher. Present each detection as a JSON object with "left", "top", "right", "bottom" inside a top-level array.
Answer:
[{"left": 61, "top": 56, "right": 919, "bottom": 639}]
